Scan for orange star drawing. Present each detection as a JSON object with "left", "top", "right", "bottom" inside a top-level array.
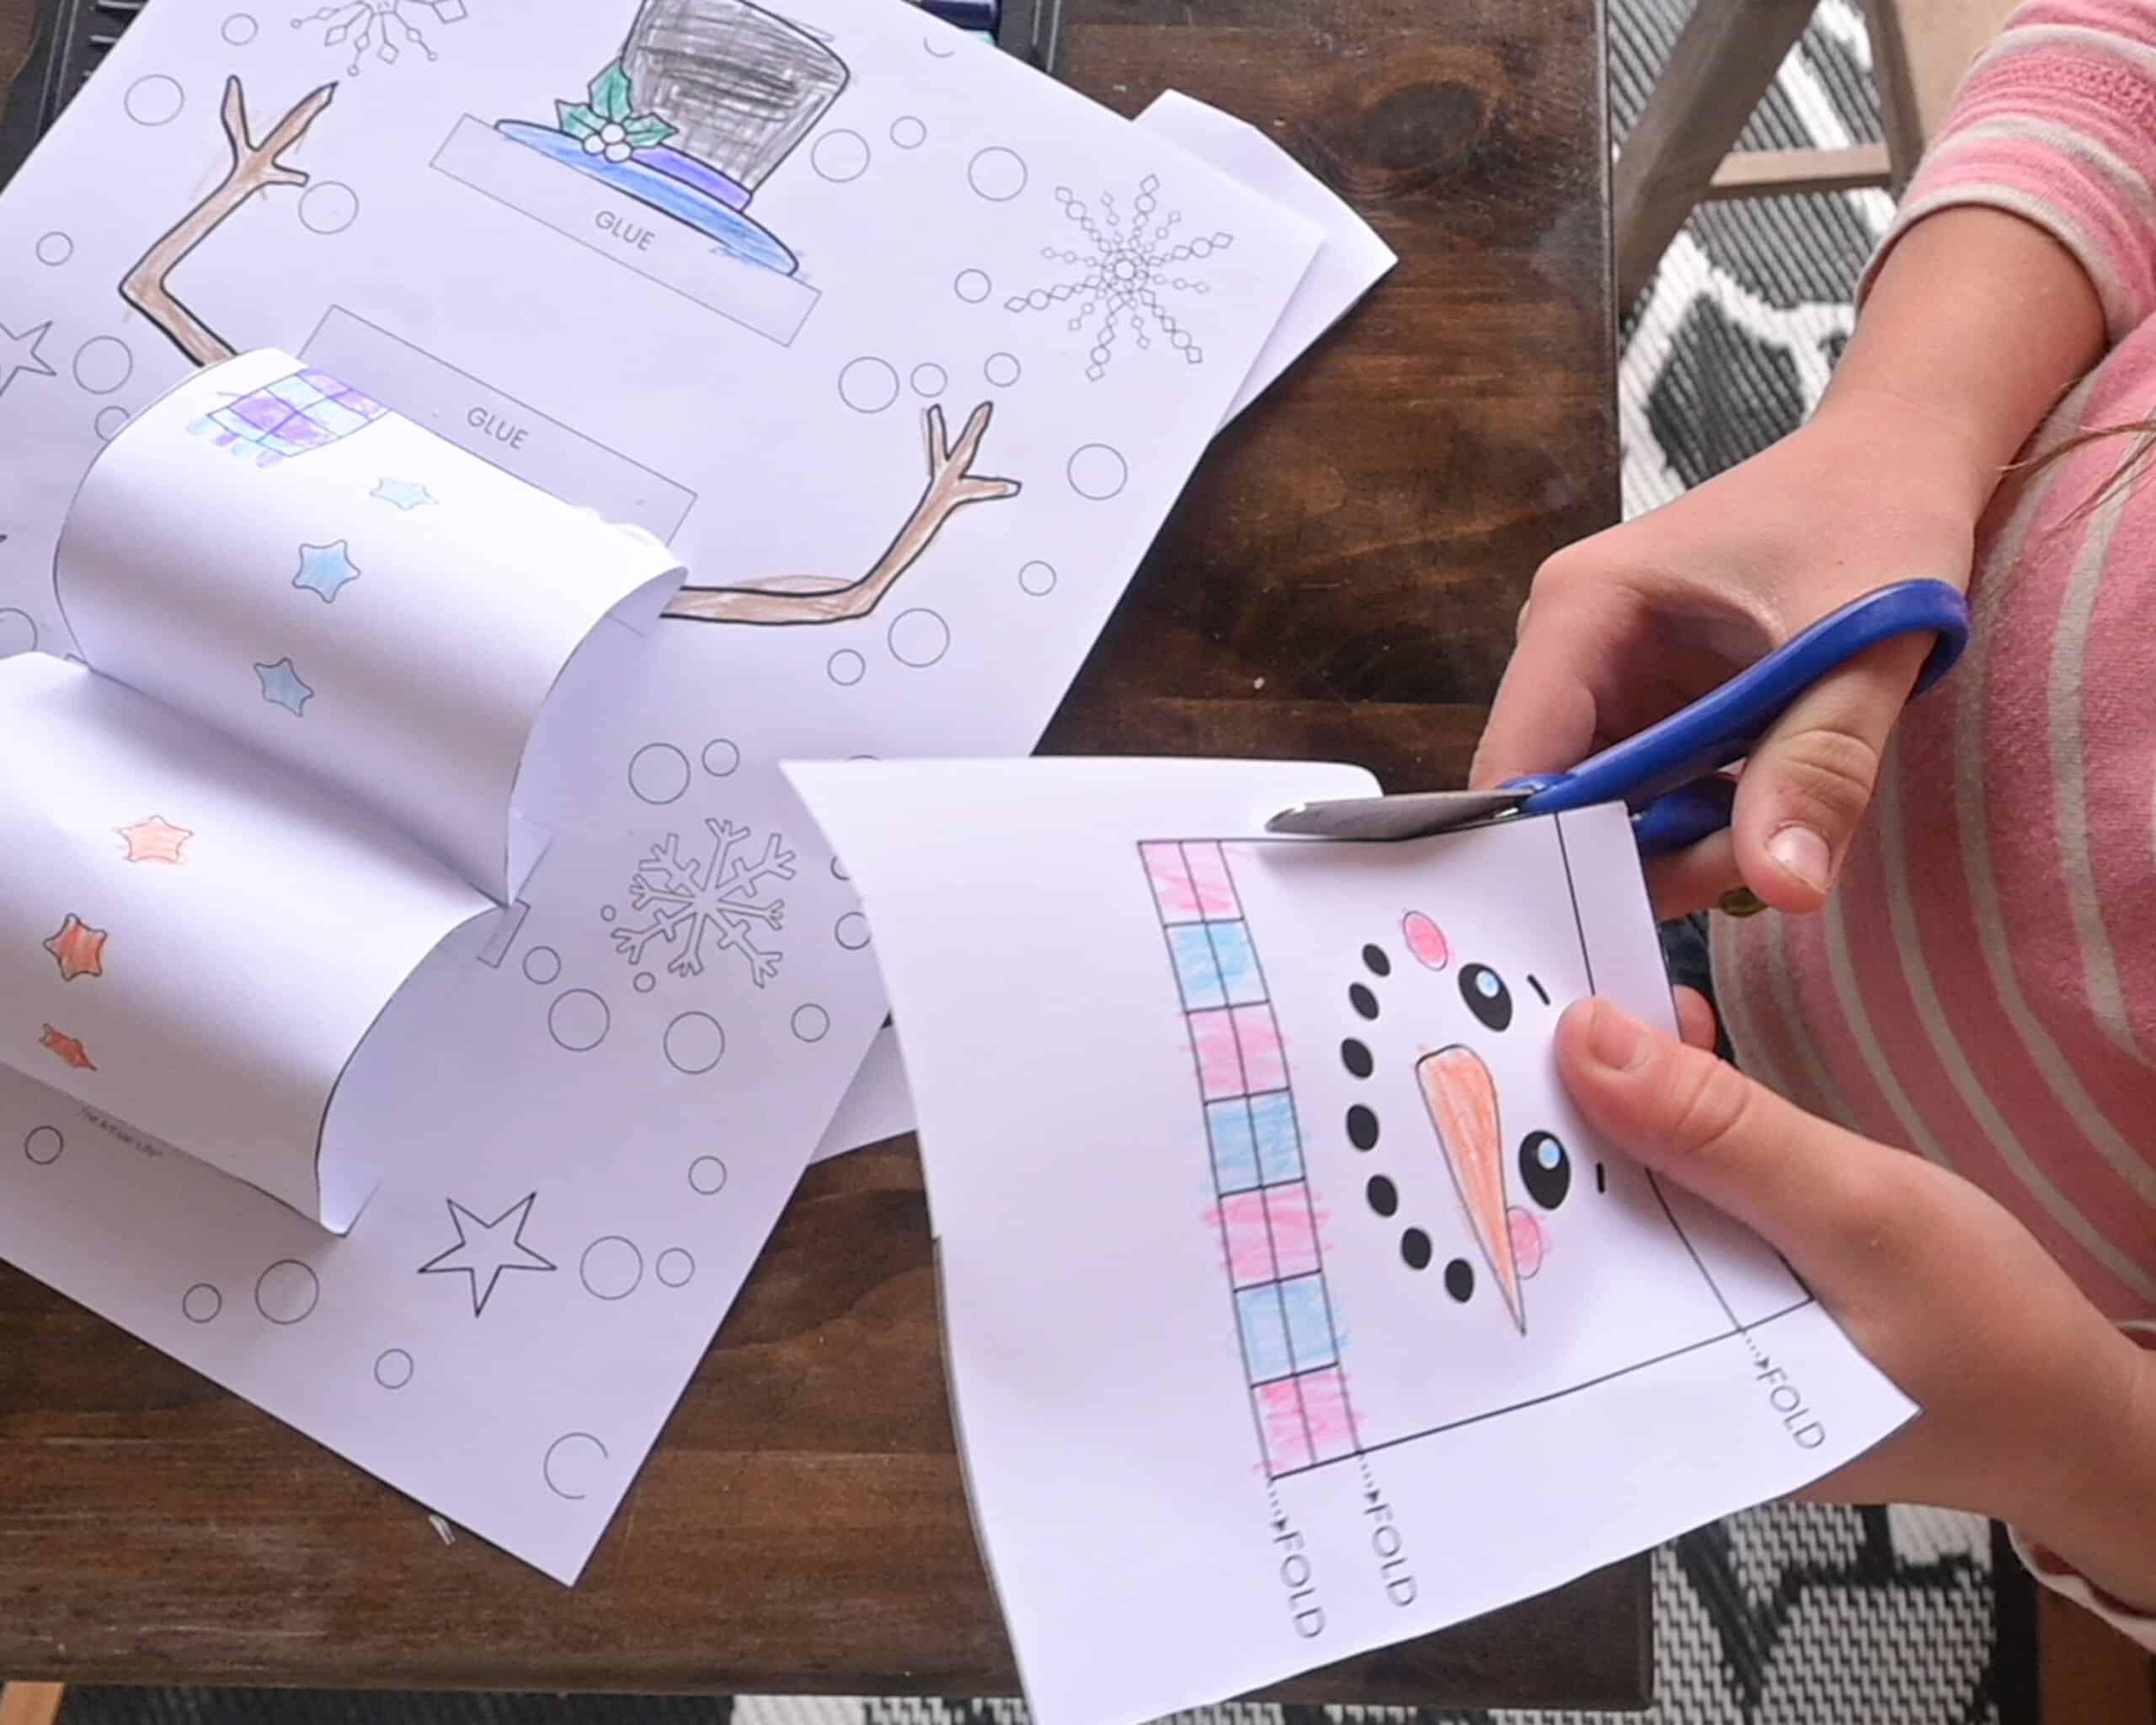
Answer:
[
  {"left": 39, "top": 1025, "right": 95, "bottom": 1071},
  {"left": 42, "top": 914, "right": 107, "bottom": 981},
  {"left": 115, "top": 814, "right": 193, "bottom": 865}
]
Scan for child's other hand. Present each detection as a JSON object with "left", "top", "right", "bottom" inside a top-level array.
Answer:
[
  {"left": 1470, "top": 402, "right": 1976, "bottom": 918},
  {"left": 1556, "top": 993, "right": 2156, "bottom": 1615}
]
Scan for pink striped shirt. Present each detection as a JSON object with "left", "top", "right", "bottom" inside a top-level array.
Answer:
[{"left": 1712, "top": 0, "right": 2156, "bottom": 1321}]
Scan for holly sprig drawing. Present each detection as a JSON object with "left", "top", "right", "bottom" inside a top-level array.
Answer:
[{"left": 556, "top": 61, "right": 676, "bottom": 160}]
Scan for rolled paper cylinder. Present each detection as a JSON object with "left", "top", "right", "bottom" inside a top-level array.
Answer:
[{"left": 55, "top": 347, "right": 686, "bottom": 904}]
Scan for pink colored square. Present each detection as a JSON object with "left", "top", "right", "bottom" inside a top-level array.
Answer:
[
  {"left": 1231, "top": 1005, "right": 1288, "bottom": 1092},
  {"left": 1182, "top": 843, "right": 1242, "bottom": 919},
  {"left": 1219, "top": 1191, "right": 1277, "bottom": 1287},
  {"left": 1255, "top": 1379, "right": 1314, "bottom": 1474},
  {"left": 1263, "top": 1183, "right": 1321, "bottom": 1279},
  {"left": 1297, "top": 1367, "right": 1358, "bottom": 1461},
  {"left": 1141, "top": 842, "right": 1200, "bottom": 921},
  {"left": 1191, "top": 1009, "right": 1248, "bottom": 1099}
]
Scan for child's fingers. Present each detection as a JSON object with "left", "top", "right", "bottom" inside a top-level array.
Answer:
[
  {"left": 1467, "top": 573, "right": 1632, "bottom": 791},
  {"left": 1673, "top": 985, "right": 1719, "bottom": 1051},
  {"left": 1553, "top": 998, "right": 1923, "bottom": 1309},
  {"left": 1728, "top": 632, "right": 1932, "bottom": 912},
  {"left": 1643, "top": 829, "right": 1742, "bottom": 920}
]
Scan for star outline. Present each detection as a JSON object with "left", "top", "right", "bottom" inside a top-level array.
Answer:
[
  {"left": 0, "top": 316, "right": 56, "bottom": 398},
  {"left": 254, "top": 656, "right": 315, "bottom": 716},
  {"left": 115, "top": 814, "right": 194, "bottom": 864},
  {"left": 371, "top": 477, "right": 436, "bottom": 511},
  {"left": 417, "top": 1192, "right": 558, "bottom": 1316},
  {"left": 292, "top": 539, "right": 362, "bottom": 603}
]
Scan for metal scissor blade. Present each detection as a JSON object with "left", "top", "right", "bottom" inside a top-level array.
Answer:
[{"left": 1264, "top": 788, "right": 1531, "bottom": 841}]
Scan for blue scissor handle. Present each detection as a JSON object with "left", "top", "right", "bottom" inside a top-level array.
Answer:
[{"left": 1501, "top": 578, "right": 1970, "bottom": 855}]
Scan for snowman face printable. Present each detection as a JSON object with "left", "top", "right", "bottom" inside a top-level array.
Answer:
[{"left": 1142, "top": 818, "right": 1812, "bottom": 1479}]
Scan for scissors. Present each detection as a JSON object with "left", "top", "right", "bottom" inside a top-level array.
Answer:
[{"left": 1267, "top": 578, "right": 1972, "bottom": 853}]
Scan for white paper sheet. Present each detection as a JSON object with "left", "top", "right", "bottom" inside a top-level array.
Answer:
[
  {"left": 0, "top": 3, "right": 1321, "bottom": 1581},
  {"left": 810, "top": 91, "right": 1400, "bottom": 1164},
  {"left": 0, "top": 653, "right": 494, "bottom": 1226},
  {"left": 1138, "top": 93, "right": 1399, "bottom": 424},
  {"left": 57, "top": 350, "right": 686, "bottom": 901},
  {"left": 812, "top": 1018, "right": 914, "bottom": 1160},
  {"left": 788, "top": 758, "right": 1917, "bottom": 1725},
  {"left": 0, "top": 350, "right": 680, "bottom": 1229}
]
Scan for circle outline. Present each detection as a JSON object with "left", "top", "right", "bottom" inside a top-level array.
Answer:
[
  {"left": 664, "top": 1011, "right": 726, "bottom": 1076},
  {"left": 548, "top": 988, "right": 611, "bottom": 1053},
  {"left": 253, "top": 1258, "right": 320, "bottom": 1326},
  {"left": 579, "top": 1235, "right": 646, "bottom": 1301}
]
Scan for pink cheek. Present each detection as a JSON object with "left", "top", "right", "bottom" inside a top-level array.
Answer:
[
  {"left": 1508, "top": 1205, "right": 1547, "bottom": 1279},
  {"left": 1402, "top": 911, "right": 1449, "bottom": 970}
]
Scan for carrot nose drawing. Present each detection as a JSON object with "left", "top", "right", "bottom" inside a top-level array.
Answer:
[{"left": 1417, "top": 1044, "right": 1525, "bottom": 1333}]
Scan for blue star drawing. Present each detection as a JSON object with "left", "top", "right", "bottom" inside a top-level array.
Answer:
[
  {"left": 372, "top": 477, "right": 437, "bottom": 510},
  {"left": 254, "top": 657, "right": 315, "bottom": 716},
  {"left": 292, "top": 540, "right": 362, "bottom": 603},
  {"left": 0, "top": 316, "right": 56, "bottom": 398},
  {"left": 417, "top": 1193, "right": 558, "bottom": 1316}
]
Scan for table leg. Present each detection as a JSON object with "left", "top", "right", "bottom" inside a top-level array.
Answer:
[{"left": 1612, "top": 0, "right": 1818, "bottom": 308}]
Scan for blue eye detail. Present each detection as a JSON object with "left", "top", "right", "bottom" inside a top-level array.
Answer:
[{"left": 1460, "top": 964, "right": 1513, "bottom": 1032}]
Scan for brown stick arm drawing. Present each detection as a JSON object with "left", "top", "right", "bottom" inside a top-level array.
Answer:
[
  {"left": 664, "top": 399, "right": 1022, "bottom": 625},
  {"left": 120, "top": 76, "right": 339, "bottom": 367}
]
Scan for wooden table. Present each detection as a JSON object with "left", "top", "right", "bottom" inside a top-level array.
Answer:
[{"left": 0, "top": 0, "right": 1641, "bottom": 1708}]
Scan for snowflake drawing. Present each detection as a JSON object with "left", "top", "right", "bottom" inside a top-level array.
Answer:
[
  {"left": 612, "top": 817, "right": 795, "bottom": 987},
  {"left": 1005, "top": 176, "right": 1232, "bottom": 382},
  {"left": 292, "top": 0, "right": 469, "bottom": 75}
]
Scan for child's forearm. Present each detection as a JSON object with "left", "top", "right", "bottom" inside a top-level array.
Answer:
[
  {"left": 2021, "top": 1334, "right": 2156, "bottom": 1616},
  {"left": 1814, "top": 207, "right": 2106, "bottom": 531}
]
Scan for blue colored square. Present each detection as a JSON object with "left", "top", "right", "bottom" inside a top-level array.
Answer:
[
  {"left": 1248, "top": 1090, "right": 1303, "bottom": 1184},
  {"left": 1206, "top": 1099, "right": 1261, "bottom": 1193},
  {"left": 1168, "top": 923, "right": 1226, "bottom": 1010},
  {"left": 1278, "top": 1275, "right": 1337, "bottom": 1371},
  {"left": 309, "top": 398, "right": 370, "bottom": 439},
  {"left": 267, "top": 374, "right": 328, "bottom": 409},
  {"left": 1205, "top": 920, "right": 1267, "bottom": 1005},
  {"left": 1236, "top": 1284, "right": 1293, "bottom": 1381}
]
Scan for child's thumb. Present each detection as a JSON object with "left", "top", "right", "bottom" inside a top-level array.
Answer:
[
  {"left": 1728, "top": 633, "right": 1930, "bottom": 912},
  {"left": 1554, "top": 998, "right": 1876, "bottom": 1292}
]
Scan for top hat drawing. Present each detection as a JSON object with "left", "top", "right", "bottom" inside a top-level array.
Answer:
[{"left": 496, "top": 0, "right": 849, "bottom": 276}]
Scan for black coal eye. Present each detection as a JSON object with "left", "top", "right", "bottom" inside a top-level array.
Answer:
[
  {"left": 1460, "top": 964, "right": 1513, "bottom": 1032},
  {"left": 1519, "top": 1130, "right": 1572, "bottom": 1210}
]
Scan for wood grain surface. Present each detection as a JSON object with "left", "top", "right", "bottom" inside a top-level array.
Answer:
[{"left": 0, "top": 0, "right": 1641, "bottom": 1705}]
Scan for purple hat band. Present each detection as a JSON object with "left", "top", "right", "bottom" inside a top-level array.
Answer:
[{"left": 635, "top": 145, "right": 752, "bottom": 211}]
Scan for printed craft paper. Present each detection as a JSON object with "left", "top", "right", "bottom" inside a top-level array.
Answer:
[
  {"left": 790, "top": 757, "right": 1917, "bottom": 1725},
  {"left": 0, "top": 0, "right": 1324, "bottom": 1582},
  {"left": 810, "top": 87, "right": 1400, "bottom": 1164},
  {"left": 0, "top": 349, "right": 680, "bottom": 1228}
]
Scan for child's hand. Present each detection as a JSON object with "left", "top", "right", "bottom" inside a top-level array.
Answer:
[
  {"left": 1556, "top": 993, "right": 2156, "bottom": 1613},
  {"left": 1470, "top": 402, "right": 1976, "bottom": 918}
]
